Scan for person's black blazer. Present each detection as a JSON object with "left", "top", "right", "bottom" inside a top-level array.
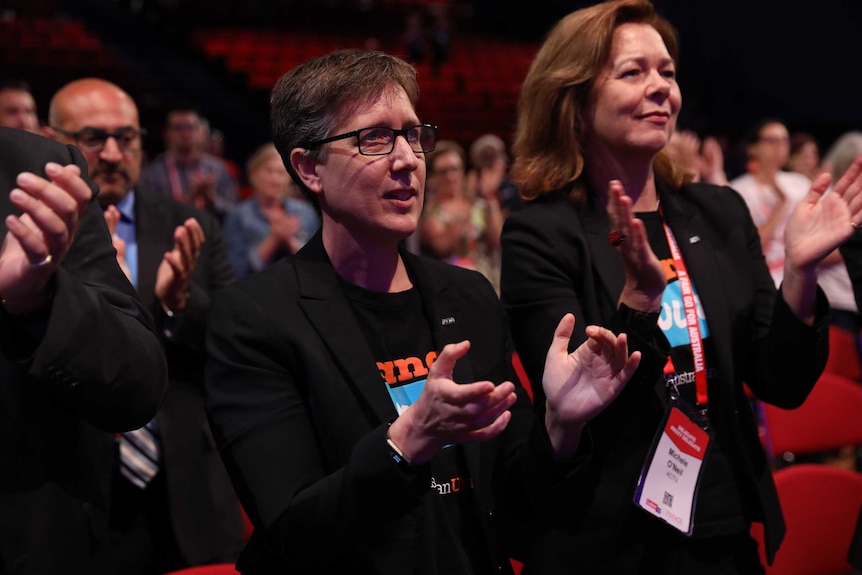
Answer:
[
  {"left": 131, "top": 189, "right": 244, "bottom": 564},
  {"left": 837, "top": 231, "right": 862, "bottom": 570},
  {"left": 205, "top": 232, "right": 566, "bottom": 575},
  {"left": 0, "top": 128, "right": 168, "bottom": 573},
  {"left": 501, "top": 180, "right": 829, "bottom": 570}
]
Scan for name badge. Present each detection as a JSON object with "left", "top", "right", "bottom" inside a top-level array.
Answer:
[{"left": 634, "top": 398, "right": 712, "bottom": 536}]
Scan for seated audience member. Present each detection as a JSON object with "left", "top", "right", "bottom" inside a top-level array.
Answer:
[
  {"left": 205, "top": 49, "right": 643, "bottom": 575},
  {"left": 206, "top": 125, "right": 245, "bottom": 197},
  {"left": 138, "top": 104, "right": 239, "bottom": 220},
  {"left": 468, "top": 133, "right": 522, "bottom": 214},
  {"left": 47, "top": 78, "right": 243, "bottom": 575},
  {"left": 0, "top": 127, "right": 167, "bottom": 574},
  {"left": 0, "top": 79, "right": 41, "bottom": 134},
  {"left": 786, "top": 132, "right": 826, "bottom": 181},
  {"left": 222, "top": 143, "right": 320, "bottom": 278},
  {"left": 419, "top": 139, "right": 504, "bottom": 291},
  {"left": 664, "top": 129, "right": 729, "bottom": 185},
  {"left": 729, "top": 119, "right": 812, "bottom": 286}
]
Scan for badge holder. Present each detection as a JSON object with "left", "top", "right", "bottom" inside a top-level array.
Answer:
[{"left": 633, "top": 389, "right": 713, "bottom": 536}]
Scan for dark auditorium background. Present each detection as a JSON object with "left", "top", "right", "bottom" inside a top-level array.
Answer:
[{"left": 2, "top": 0, "right": 860, "bottom": 176}]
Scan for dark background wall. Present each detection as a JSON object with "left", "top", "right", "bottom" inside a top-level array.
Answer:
[
  {"left": 3, "top": 0, "right": 861, "bottom": 173},
  {"left": 474, "top": 0, "right": 862, "bottom": 160}
]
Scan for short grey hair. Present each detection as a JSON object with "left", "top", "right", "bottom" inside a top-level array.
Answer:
[{"left": 824, "top": 132, "right": 862, "bottom": 181}]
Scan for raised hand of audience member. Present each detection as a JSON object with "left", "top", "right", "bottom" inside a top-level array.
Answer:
[
  {"left": 699, "top": 136, "right": 728, "bottom": 186},
  {"left": 782, "top": 152, "right": 862, "bottom": 322},
  {"left": 606, "top": 179, "right": 666, "bottom": 313},
  {"left": 473, "top": 156, "right": 506, "bottom": 202},
  {"left": 188, "top": 170, "right": 217, "bottom": 212},
  {"left": 387, "top": 339, "right": 518, "bottom": 467},
  {"left": 542, "top": 313, "right": 641, "bottom": 458},
  {"left": 665, "top": 130, "right": 701, "bottom": 182},
  {"left": 155, "top": 217, "right": 205, "bottom": 314},
  {"left": 0, "top": 162, "right": 90, "bottom": 314},
  {"left": 267, "top": 206, "right": 303, "bottom": 253}
]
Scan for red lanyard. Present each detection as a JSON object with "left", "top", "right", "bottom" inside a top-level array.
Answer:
[{"left": 661, "top": 217, "right": 709, "bottom": 407}]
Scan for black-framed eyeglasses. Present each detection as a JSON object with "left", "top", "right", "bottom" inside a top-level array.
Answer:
[
  {"left": 52, "top": 126, "right": 147, "bottom": 153},
  {"left": 303, "top": 124, "right": 437, "bottom": 156}
]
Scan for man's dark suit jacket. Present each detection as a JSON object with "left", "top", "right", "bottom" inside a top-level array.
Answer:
[
  {"left": 205, "top": 232, "right": 571, "bottom": 575},
  {"left": 501, "top": 180, "right": 829, "bottom": 571},
  {"left": 128, "top": 189, "right": 244, "bottom": 565},
  {"left": 0, "top": 128, "right": 168, "bottom": 574}
]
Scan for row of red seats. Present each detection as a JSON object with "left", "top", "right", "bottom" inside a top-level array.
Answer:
[{"left": 192, "top": 27, "right": 534, "bottom": 145}]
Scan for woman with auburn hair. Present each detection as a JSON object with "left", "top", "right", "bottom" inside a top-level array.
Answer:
[{"left": 500, "top": 0, "right": 862, "bottom": 572}]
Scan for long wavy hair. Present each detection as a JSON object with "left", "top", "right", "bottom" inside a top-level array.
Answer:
[{"left": 511, "top": 0, "right": 684, "bottom": 206}]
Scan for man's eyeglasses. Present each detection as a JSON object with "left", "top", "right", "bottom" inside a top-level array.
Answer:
[
  {"left": 52, "top": 127, "right": 147, "bottom": 153},
  {"left": 303, "top": 124, "right": 437, "bottom": 156}
]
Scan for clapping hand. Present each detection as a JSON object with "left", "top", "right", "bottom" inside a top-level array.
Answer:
[
  {"left": 386, "top": 340, "right": 517, "bottom": 466},
  {"left": 542, "top": 313, "right": 641, "bottom": 458},
  {"left": 607, "top": 180, "right": 666, "bottom": 312},
  {"left": 188, "top": 171, "right": 216, "bottom": 212},
  {"left": 782, "top": 153, "right": 862, "bottom": 322},
  {"left": 0, "top": 162, "right": 91, "bottom": 314},
  {"left": 155, "top": 217, "right": 205, "bottom": 314},
  {"left": 785, "top": 153, "right": 862, "bottom": 271}
]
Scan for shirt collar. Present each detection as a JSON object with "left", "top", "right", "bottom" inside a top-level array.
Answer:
[{"left": 116, "top": 190, "right": 136, "bottom": 223}]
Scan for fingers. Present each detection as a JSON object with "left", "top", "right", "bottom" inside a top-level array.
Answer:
[
  {"left": 620, "top": 350, "right": 642, "bottom": 383},
  {"left": 172, "top": 218, "right": 206, "bottom": 272},
  {"left": 428, "top": 340, "right": 471, "bottom": 381},
  {"left": 183, "top": 217, "right": 206, "bottom": 248},
  {"left": 584, "top": 325, "right": 642, "bottom": 379},
  {"left": 464, "top": 410, "right": 512, "bottom": 443},
  {"left": 42, "top": 162, "right": 92, "bottom": 209},
  {"left": 7, "top": 190, "right": 68, "bottom": 262},
  {"left": 113, "top": 234, "right": 127, "bottom": 259},
  {"left": 4, "top": 213, "right": 52, "bottom": 265},
  {"left": 606, "top": 180, "right": 631, "bottom": 233},
  {"left": 806, "top": 171, "right": 833, "bottom": 201},
  {"left": 104, "top": 205, "right": 121, "bottom": 235},
  {"left": 547, "top": 313, "right": 575, "bottom": 359}
]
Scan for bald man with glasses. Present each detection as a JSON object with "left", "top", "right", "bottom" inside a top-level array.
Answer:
[{"left": 46, "top": 78, "right": 242, "bottom": 574}]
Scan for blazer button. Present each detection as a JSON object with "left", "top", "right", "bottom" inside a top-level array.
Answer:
[{"left": 487, "top": 510, "right": 496, "bottom": 525}]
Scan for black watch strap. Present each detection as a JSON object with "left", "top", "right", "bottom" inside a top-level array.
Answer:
[{"left": 386, "top": 424, "right": 419, "bottom": 474}]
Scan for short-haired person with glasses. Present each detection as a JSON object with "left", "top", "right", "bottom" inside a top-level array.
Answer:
[
  {"left": 204, "top": 49, "right": 643, "bottom": 575},
  {"left": 47, "top": 78, "right": 242, "bottom": 574}
]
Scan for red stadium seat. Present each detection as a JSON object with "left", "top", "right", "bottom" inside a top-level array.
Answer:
[{"left": 751, "top": 464, "right": 862, "bottom": 575}]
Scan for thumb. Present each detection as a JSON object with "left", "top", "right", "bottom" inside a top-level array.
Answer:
[
  {"left": 429, "top": 340, "right": 471, "bottom": 381},
  {"left": 104, "top": 206, "right": 119, "bottom": 235},
  {"left": 547, "top": 313, "right": 575, "bottom": 359},
  {"left": 114, "top": 236, "right": 127, "bottom": 259}
]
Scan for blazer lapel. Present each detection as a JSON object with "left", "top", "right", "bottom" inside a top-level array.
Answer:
[
  {"left": 134, "top": 193, "right": 171, "bottom": 309},
  {"left": 295, "top": 236, "right": 398, "bottom": 425},
  {"left": 403, "top": 251, "right": 475, "bottom": 385},
  {"left": 404, "top": 251, "right": 486, "bottom": 486},
  {"left": 580, "top": 195, "right": 626, "bottom": 312}
]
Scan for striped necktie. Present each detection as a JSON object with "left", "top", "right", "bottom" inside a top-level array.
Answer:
[{"left": 119, "top": 420, "right": 160, "bottom": 489}]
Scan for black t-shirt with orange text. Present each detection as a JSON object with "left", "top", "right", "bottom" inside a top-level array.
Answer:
[{"left": 342, "top": 279, "right": 491, "bottom": 574}]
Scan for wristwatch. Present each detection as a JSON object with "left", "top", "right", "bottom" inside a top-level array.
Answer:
[{"left": 386, "top": 426, "right": 419, "bottom": 474}]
